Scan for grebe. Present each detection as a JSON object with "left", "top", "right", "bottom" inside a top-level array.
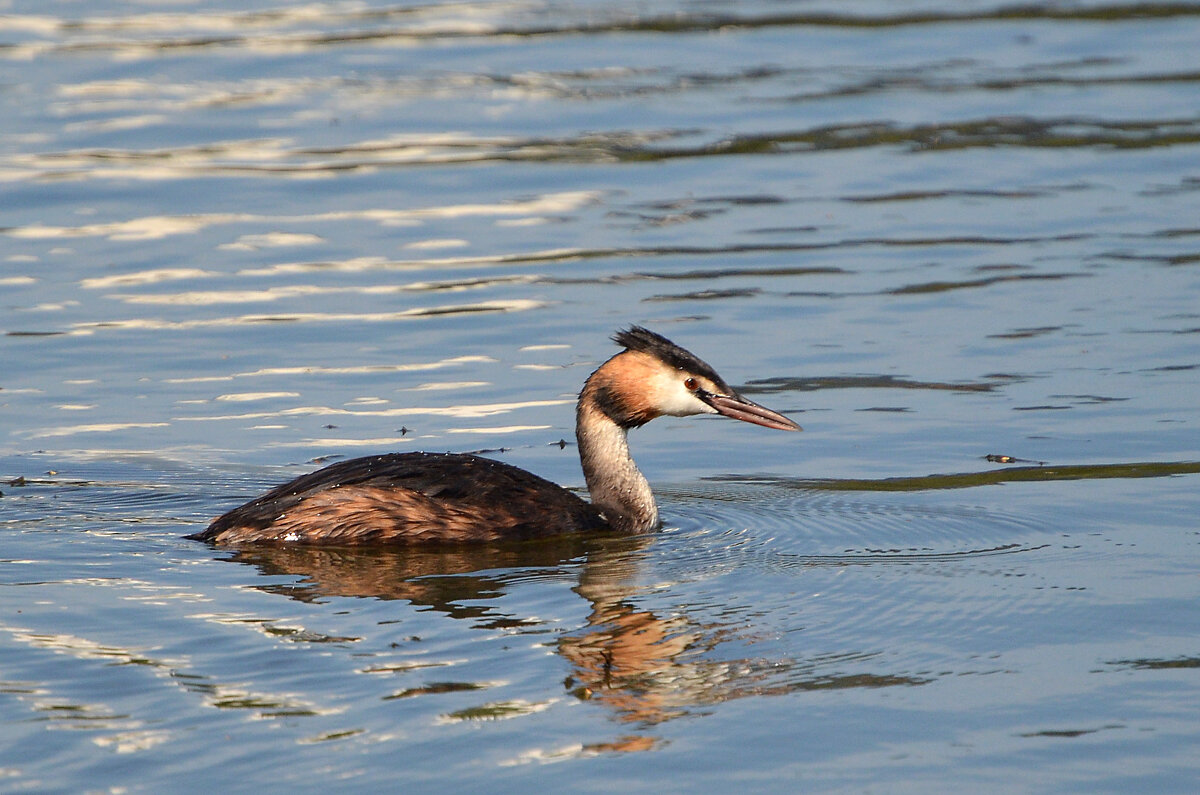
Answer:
[{"left": 189, "top": 326, "right": 800, "bottom": 546}]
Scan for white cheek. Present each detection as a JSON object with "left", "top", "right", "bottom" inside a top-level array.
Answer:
[{"left": 654, "top": 373, "right": 716, "bottom": 417}]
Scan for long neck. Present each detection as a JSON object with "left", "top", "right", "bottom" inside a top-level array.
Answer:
[{"left": 576, "top": 376, "right": 658, "bottom": 533}]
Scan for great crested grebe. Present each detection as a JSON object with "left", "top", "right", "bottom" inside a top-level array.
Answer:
[{"left": 189, "top": 326, "right": 800, "bottom": 546}]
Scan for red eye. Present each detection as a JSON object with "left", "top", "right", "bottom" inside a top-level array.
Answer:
[{"left": 684, "top": 377, "right": 699, "bottom": 391}]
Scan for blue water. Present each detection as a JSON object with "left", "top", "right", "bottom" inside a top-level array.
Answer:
[{"left": 3, "top": 1, "right": 1200, "bottom": 791}]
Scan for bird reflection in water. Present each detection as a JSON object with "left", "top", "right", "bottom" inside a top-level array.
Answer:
[{"left": 221, "top": 538, "right": 927, "bottom": 747}]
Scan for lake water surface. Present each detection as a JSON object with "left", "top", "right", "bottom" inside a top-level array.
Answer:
[{"left": 3, "top": 1, "right": 1200, "bottom": 791}]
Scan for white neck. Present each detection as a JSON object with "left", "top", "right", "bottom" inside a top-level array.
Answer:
[{"left": 575, "top": 394, "right": 658, "bottom": 533}]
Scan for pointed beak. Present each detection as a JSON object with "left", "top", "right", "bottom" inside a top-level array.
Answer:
[{"left": 700, "top": 391, "right": 802, "bottom": 432}]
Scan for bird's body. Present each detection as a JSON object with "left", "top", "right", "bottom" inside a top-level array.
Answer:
[
  {"left": 190, "top": 327, "right": 800, "bottom": 546},
  {"left": 196, "top": 452, "right": 607, "bottom": 545}
]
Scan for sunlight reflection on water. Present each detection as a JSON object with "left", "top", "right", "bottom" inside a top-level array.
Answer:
[{"left": 2, "top": 0, "right": 1200, "bottom": 791}]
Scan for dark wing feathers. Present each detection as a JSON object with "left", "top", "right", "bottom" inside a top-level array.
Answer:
[{"left": 192, "top": 452, "right": 608, "bottom": 545}]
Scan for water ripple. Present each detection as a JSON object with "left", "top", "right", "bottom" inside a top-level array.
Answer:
[
  {"left": 661, "top": 482, "right": 1049, "bottom": 563},
  {"left": 8, "top": 115, "right": 1198, "bottom": 182},
  {"left": 7, "top": 2, "right": 1200, "bottom": 61}
]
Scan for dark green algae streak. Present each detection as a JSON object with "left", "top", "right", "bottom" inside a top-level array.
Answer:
[{"left": 711, "top": 460, "right": 1200, "bottom": 492}]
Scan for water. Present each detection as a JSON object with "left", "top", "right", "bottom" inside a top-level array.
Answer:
[{"left": 3, "top": 1, "right": 1200, "bottom": 791}]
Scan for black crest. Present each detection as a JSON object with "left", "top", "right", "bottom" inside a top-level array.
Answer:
[{"left": 612, "top": 326, "right": 727, "bottom": 388}]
